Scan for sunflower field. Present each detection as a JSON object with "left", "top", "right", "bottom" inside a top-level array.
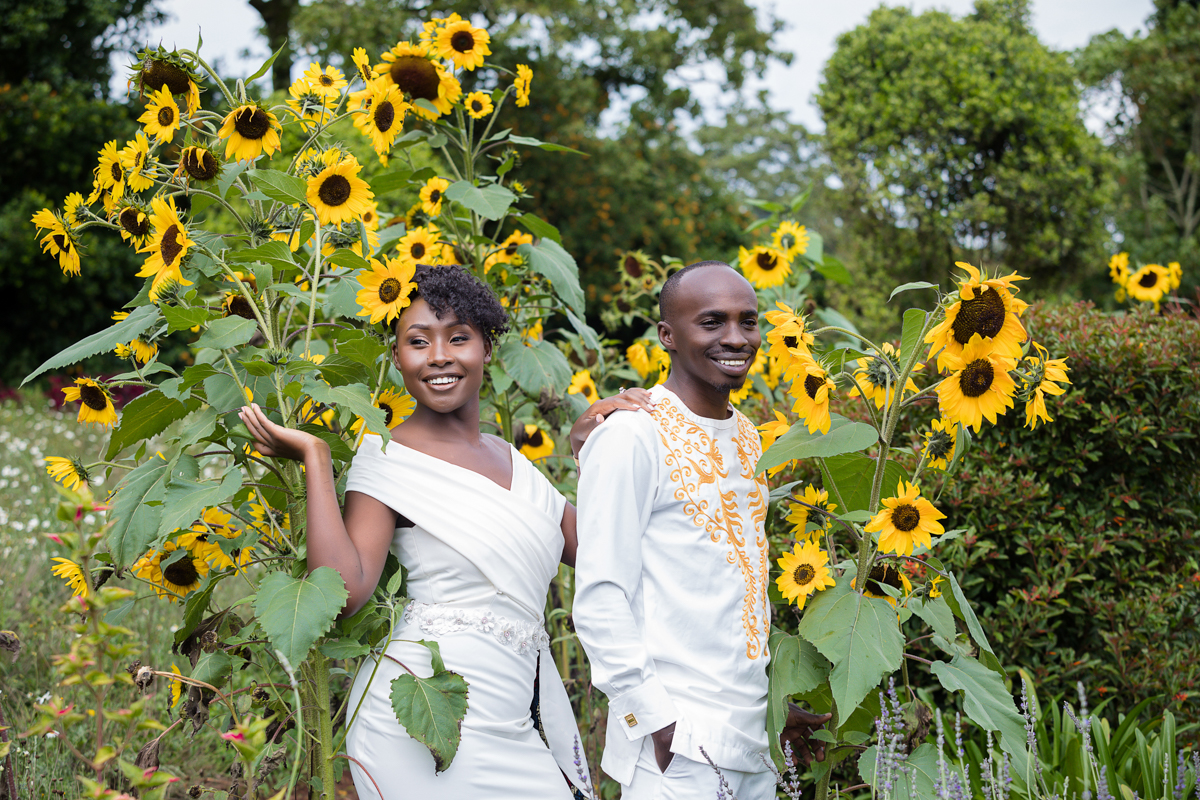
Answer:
[{"left": 3, "top": 9, "right": 1197, "bottom": 800}]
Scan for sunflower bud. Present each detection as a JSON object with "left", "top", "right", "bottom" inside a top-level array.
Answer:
[
  {"left": 134, "top": 736, "right": 161, "bottom": 770},
  {"left": 188, "top": 785, "right": 203, "bottom": 799}
]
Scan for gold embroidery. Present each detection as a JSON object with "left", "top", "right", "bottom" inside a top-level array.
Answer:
[{"left": 652, "top": 396, "right": 769, "bottom": 659}]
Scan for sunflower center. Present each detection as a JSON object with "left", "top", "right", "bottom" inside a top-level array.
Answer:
[
  {"left": 163, "top": 557, "right": 199, "bottom": 587},
  {"left": 160, "top": 225, "right": 184, "bottom": 267},
  {"left": 390, "top": 56, "right": 440, "bottom": 101},
  {"left": 379, "top": 402, "right": 395, "bottom": 426},
  {"left": 111, "top": 162, "right": 123, "bottom": 183},
  {"left": 79, "top": 383, "right": 108, "bottom": 411},
  {"left": 583, "top": 384, "right": 595, "bottom": 400},
  {"left": 527, "top": 429, "right": 544, "bottom": 447},
  {"left": 470, "top": 99, "right": 484, "bottom": 112},
  {"left": 318, "top": 174, "right": 352, "bottom": 207},
  {"left": 119, "top": 208, "right": 149, "bottom": 237},
  {"left": 926, "top": 429, "right": 955, "bottom": 459},
  {"left": 451, "top": 31, "right": 477, "bottom": 53},
  {"left": 52, "top": 234, "right": 68, "bottom": 250},
  {"left": 780, "top": 233, "right": 796, "bottom": 251},
  {"left": 374, "top": 100, "right": 396, "bottom": 132},
  {"left": 866, "top": 564, "right": 904, "bottom": 594},
  {"left": 891, "top": 504, "right": 920, "bottom": 532},
  {"left": 950, "top": 287, "right": 1006, "bottom": 345},
  {"left": 959, "top": 358, "right": 995, "bottom": 398},
  {"left": 183, "top": 148, "right": 218, "bottom": 181},
  {"left": 792, "top": 564, "right": 816, "bottom": 586},
  {"left": 378, "top": 277, "right": 402, "bottom": 304},
  {"left": 804, "top": 374, "right": 823, "bottom": 400},
  {"left": 227, "top": 296, "right": 255, "bottom": 320},
  {"left": 133, "top": 151, "right": 144, "bottom": 169},
  {"left": 783, "top": 335, "right": 798, "bottom": 349},
  {"left": 410, "top": 242, "right": 426, "bottom": 259},
  {"left": 233, "top": 107, "right": 271, "bottom": 140},
  {"left": 757, "top": 251, "right": 779, "bottom": 271},
  {"left": 318, "top": 74, "right": 334, "bottom": 86},
  {"left": 143, "top": 60, "right": 191, "bottom": 95},
  {"left": 624, "top": 255, "right": 642, "bottom": 277},
  {"left": 1138, "top": 271, "right": 1159, "bottom": 288},
  {"left": 429, "top": 189, "right": 442, "bottom": 205},
  {"left": 157, "top": 106, "right": 176, "bottom": 126}
]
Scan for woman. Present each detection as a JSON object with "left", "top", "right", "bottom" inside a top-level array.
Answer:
[{"left": 239, "top": 265, "right": 650, "bottom": 798}]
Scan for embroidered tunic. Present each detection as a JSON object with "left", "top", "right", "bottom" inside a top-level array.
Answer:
[{"left": 573, "top": 386, "right": 772, "bottom": 784}]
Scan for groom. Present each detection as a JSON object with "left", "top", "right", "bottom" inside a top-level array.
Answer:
[{"left": 572, "top": 261, "right": 830, "bottom": 798}]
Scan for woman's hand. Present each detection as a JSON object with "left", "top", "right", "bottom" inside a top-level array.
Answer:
[
  {"left": 569, "top": 387, "right": 655, "bottom": 457},
  {"left": 239, "top": 403, "right": 327, "bottom": 462}
]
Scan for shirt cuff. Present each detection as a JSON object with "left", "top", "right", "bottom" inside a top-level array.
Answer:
[{"left": 607, "top": 677, "right": 679, "bottom": 741}]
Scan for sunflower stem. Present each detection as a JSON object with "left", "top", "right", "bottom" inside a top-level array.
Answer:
[
  {"left": 814, "top": 699, "right": 840, "bottom": 800},
  {"left": 809, "top": 326, "right": 881, "bottom": 351},
  {"left": 303, "top": 223, "right": 324, "bottom": 357},
  {"left": 212, "top": 255, "right": 275, "bottom": 349}
]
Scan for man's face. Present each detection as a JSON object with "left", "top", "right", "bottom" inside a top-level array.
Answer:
[{"left": 658, "top": 266, "right": 761, "bottom": 392}]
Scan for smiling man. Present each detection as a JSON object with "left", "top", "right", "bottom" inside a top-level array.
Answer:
[{"left": 573, "top": 261, "right": 828, "bottom": 798}]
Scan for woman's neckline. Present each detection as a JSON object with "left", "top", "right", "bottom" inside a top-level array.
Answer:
[{"left": 378, "top": 434, "right": 516, "bottom": 493}]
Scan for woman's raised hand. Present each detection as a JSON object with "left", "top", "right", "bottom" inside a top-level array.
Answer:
[
  {"left": 239, "top": 403, "right": 327, "bottom": 462},
  {"left": 569, "top": 387, "right": 655, "bottom": 457}
]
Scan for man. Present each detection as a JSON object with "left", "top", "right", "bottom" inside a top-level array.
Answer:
[{"left": 573, "top": 261, "right": 829, "bottom": 798}]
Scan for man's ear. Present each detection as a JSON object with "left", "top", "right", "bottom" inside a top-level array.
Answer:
[{"left": 657, "top": 320, "right": 674, "bottom": 352}]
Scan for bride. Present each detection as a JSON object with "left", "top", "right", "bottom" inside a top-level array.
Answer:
[{"left": 239, "top": 264, "right": 650, "bottom": 798}]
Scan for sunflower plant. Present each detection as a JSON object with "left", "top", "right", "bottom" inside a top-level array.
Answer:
[
  {"left": 1107, "top": 251, "right": 1184, "bottom": 311},
  {"left": 754, "top": 260, "right": 1073, "bottom": 798},
  {"left": 24, "top": 16, "right": 599, "bottom": 795}
]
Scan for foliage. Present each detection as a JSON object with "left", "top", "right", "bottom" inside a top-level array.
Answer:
[
  {"left": 938, "top": 302, "right": 1200, "bottom": 726},
  {"left": 817, "top": 0, "right": 1114, "bottom": 288}
]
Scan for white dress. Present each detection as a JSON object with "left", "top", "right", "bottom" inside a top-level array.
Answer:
[{"left": 343, "top": 435, "right": 590, "bottom": 799}]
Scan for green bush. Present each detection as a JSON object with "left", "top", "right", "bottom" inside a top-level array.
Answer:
[{"left": 940, "top": 302, "right": 1200, "bottom": 722}]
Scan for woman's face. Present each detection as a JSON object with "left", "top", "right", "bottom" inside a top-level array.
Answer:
[{"left": 393, "top": 298, "right": 490, "bottom": 415}]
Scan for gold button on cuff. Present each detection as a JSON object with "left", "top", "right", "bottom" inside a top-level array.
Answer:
[{"left": 624, "top": 713, "right": 638, "bottom": 727}]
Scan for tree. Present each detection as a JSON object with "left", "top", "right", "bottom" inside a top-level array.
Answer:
[
  {"left": 247, "top": 0, "right": 299, "bottom": 91},
  {"left": 817, "top": 0, "right": 1114, "bottom": 288}
]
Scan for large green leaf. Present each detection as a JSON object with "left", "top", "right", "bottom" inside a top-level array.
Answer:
[
  {"left": 390, "top": 641, "right": 470, "bottom": 772},
  {"left": 910, "top": 595, "right": 957, "bottom": 642},
  {"left": 315, "top": 355, "right": 371, "bottom": 387},
  {"left": 508, "top": 134, "right": 587, "bottom": 155},
  {"left": 227, "top": 240, "right": 298, "bottom": 274},
  {"left": 107, "top": 455, "right": 172, "bottom": 566},
  {"left": 161, "top": 306, "right": 217, "bottom": 333},
  {"left": 758, "top": 414, "right": 879, "bottom": 474},
  {"left": 820, "top": 454, "right": 908, "bottom": 513},
  {"left": 155, "top": 458, "right": 244, "bottom": 540},
  {"left": 498, "top": 339, "right": 572, "bottom": 396},
  {"left": 516, "top": 213, "right": 562, "bottom": 244},
  {"left": 888, "top": 281, "right": 938, "bottom": 302},
  {"left": 443, "top": 181, "right": 516, "bottom": 220},
  {"left": 195, "top": 317, "right": 258, "bottom": 351},
  {"left": 517, "top": 240, "right": 585, "bottom": 315},
  {"left": 815, "top": 256, "right": 852, "bottom": 286},
  {"left": 796, "top": 576, "right": 903, "bottom": 716},
  {"left": 931, "top": 655, "right": 1030, "bottom": 777},
  {"left": 246, "top": 169, "right": 308, "bottom": 206},
  {"left": 767, "top": 629, "right": 831, "bottom": 769},
  {"left": 22, "top": 305, "right": 159, "bottom": 385},
  {"left": 333, "top": 330, "right": 387, "bottom": 369},
  {"left": 253, "top": 567, "right": 349, "bottom": 669},
  {"left": 898, "top": 308, "right": 928, "bottom": 370},
  {"left": 105, "top": 391, "right": 194, "bottom": 460},
  {"left": 302, "top": 379, "right": 390, "bottom": 445},
  {"left": 942, "top": 572, "right": 1004, "bottom": 674},
  {"left": 858, "top": 742, "right": 939, "bottom": 796}
]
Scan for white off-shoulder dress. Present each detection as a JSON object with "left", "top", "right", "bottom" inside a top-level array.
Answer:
[{"left": 343, "top": 435, "right": 589, "bottom": 799}]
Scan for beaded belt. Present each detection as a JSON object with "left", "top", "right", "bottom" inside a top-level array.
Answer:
[{"left": 403, "top": 600, "right": 550, "bottom": 655}]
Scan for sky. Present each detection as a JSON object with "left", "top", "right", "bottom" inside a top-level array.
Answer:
[{"left": 127, "top": 0, "right": 1153, "bottom": 131}]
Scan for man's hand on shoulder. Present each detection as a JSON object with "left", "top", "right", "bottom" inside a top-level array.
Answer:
[
  {"left": 780, "top": 702, "right": 833, "bottom": 766},
  {"left": 569, "top": 387, "right": 655, "bottom": 457},
  {"left": 651, "top": 722, "right": 676, "bottom": 773}
]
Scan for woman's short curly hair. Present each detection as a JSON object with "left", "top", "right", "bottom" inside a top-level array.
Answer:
[{"left": 397, "top": 264, "right": 509, "bottom": 345}]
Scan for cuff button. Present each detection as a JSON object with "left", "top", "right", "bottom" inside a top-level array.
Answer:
[{"left": 624, "top": 713, "right": 638, "bottom": 727}]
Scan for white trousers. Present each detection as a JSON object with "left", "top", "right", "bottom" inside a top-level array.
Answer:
[{"left": 621, "top": 736, "right": 777, "bottom": 800}]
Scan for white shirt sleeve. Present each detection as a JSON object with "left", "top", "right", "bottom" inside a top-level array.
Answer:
[{"left": 573, "top": 409, "right": 678, "bottom": 740}]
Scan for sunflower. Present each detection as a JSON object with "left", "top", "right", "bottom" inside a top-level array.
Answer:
[
  {"left": 865, "top": 479, "right": 946, "bottom": 556},
  {"left": 772, "top": 221, "right": 810, "bottom": 262},
  {"left": 764, "top": 302, "right": 814, "bottom": 362},
  {"left": 775, "top": 540, "right": 835, "bottom": 609},
  {"left": 307, "top": 159, "right": 374, "bottom": 226},
  {"left": 522, "top": 318, "right": 543, "bottom": 344},
  {"left": 738, "top": 245, "right": 791, "bottom": 288},
  {"left": 397, "top": 226, "right": 441, "bottom": 265},
  {"left": 287, "top": 76, "right": 334, "bottom": 129},
  {"left": 785, "top": 357, "right": 835, "bottom": 434},
  {"left": 1167, "top": 261, "right": 1182, "bottom": 290},
  {"left": 91, "top": 140, "right": 126, "bottom": 208},
  {"left": 351, "top": 388, "right": 416, "bottom": 436},
  {"left": 852, "top": 564, "right": 913, "bottom": 607},
  {"left": 45, "top": 456, "right": 91, "bottom": 492},
  {"left": 617, "top": 250, "right": 653, "bottom": 287},
  {"left": 922, "top": 418, "right": 958, "bottom": 471},
  {"left": 936, "top": 334, "right": 1018, "bottom": 433},
  {"left": 133, "top": 541, "right": 209, "bottom": 602},
  {"left": 436, "top": 20, "right": 491, "bottom": 71},
  {"left": 1108, "top": 252, "right": 1130, "bottom": 284},
  {"left": 217, "top": 104, "right": 282, "bottom": 162},
  {"left": 485, "top": 231, "right": 532, "bottom": 273},
  {"left": 61, "top": 378, "right": 118, "bottom": 427},
  {"left": 514, "top": 64, "right": 533, "bottom": 107},
  {"left": 515, "top": 424, "right": 553, "bottom": 461},
  {"left": 356, "top": 255, "right": 417, "bottom": 324},
  {"left": 116, "top": 205, "right": 151, "bottom": 248},
  {"left": 30, "top": 209, "right": 81, "bottom": 276},
  {"left": 360, "top": 83, "right": 407, "bottom": 156},
  {"left": 1125, "top": 263, "right": 1171, "bottom": 309},
  {"left": 568, "top": 370, "right": 599, "bottom": 403},
  {"left": 175, "top": 146, "right": 218, "bottom": 183},
  {"left": 321, "top": 219, "right": 380, "bottom": 258},
  {"left": 63, "top": 192, "right": 88, "bottom": 228},
  {"left": 50, "top": 558, "right": 89, "bottom": 598},
  {"left": 847, "top": 342, "right": 923, "bottom": 409},
  {"left": 138, "top": 87, "right": 181, "bottom": 144},
  {"left": 303, "top": 62, "right": 348, "bottom": 97},
  {"left": 925, "top": 262, "right": 1028, "bottom": 370},
  {"left": 249, "top": 493, "right": 289, "bottom": 545},
  {"left": 361, "top": 202, "right": 380, "bottom": 230},
  {"left": 627, "top": 341, "right": 652, "bottom": 379},
  {"left": 420, "top": 176, "right": 450, "bottom": 216},
  {"left": 351, "top": 47, "right": 373, "bottom": 84},
  {"left": 135, "top": 51, "right": 201, "bottom": 114},
  {"left": 119, "top": 134, "right": 155, "bottom": 192},
  {"left": 111, "top": 309, "right": 158, "bottom": 363},
  {"left": 136, "top": 195, "right": 195, "bottom": 300},
  {"left": 176, "top": 507, "right": 244, "bottom": 570},
  {"left": 379, "top": 41, "right": 449, "bottom": 116},
  {"left": 757, "top": 409, "right": 790, "bottom": 451},
  {"left": 169, "top": 664, "right": 184, "bottom": 707},
  {"left": 465, "top": 91, "right": 493, "bottom": 118},
  {"left": 1021, "top": 347, "right": 1071, "bottom": 430},
  {"left": 785, "top": 484, "right": 837, "bottom": 541}
]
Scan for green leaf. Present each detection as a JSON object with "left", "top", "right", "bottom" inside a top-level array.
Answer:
[
  {"left": 815, "top": 256, "right": 852, "bottom": 286},
  {"left": 508, "top": 135, "right": 587, "bottom": 155},
  {"left": 767, "top": 629, "right": 831, "bottom": 769},
  {"left": 105, "top": 391, "right": 192, "bottom": 460},
  {"left": 302, "top": 379, "right": 390, "bottom": 445},
  {"left": 389, "top": 661, "right": 470, "bottom": 772},
  {"left": 858, "top": 742, "right": 940, "bottom": 796},
  {"left": 195, "top": 316, "right": 257, "bottom": 351},
  {"left": 796, "top": 576, "right": 903, "bottom": 716},
  {"left": 316, "top": 355, "right": 371, "bottom": 387},
  {"left": 178, "top": 406, "right": 219, "bottom": 448},
  {"left": 156, "top": 460, "right": 244, "bottom": 539},
  {"left": 162, "top": 305, "right": 216, "bottom": 333},
  {"left": 333, "top": 330, "right": 387, "bottom": 369},
  {"left": 246, "top": 40, "right": 288, "bottom": 83},
  {"left": 254, "top": 567, "right": 349, "bottom": 669},
  {"left": 498, "top": 339, "right": 572, "bottom": 396},
  {"left": 107, "top": 455, "right": 172, "bottom": 566},
  {"left": 228, "top": 240, "right": 297, "bottom": 273},
  {"left": 443, "top": 181, "right": 516, "bottom": 220},
  {"left": 319, "top": 639, "right": 371, "bottom": 660},
  {"left": 369, "top": 170, "right": 411, "bottom": 196},
  {"left": 758, "top": 415, "right": 878, "bottom": 474},
  {"left": 517, "top": 240, "right": 585, "bottom": 315},
  {"left": 247, "top": 169, "right": 309, "bottom": 206},
  {"left": 789, "top": 187, "right": 812, "bottom": 213},
  {"left": 747, "top": 199, "right": 786, "bottom": 214},
  {"left": 190, "top": 650, "right": 233, "bottom": 688},
  {"left": 324, "top": 273, "right": 366, "bottom": 319},
  {"left": 898, "top": 308, "right": 928, "bottom": 369},
  {"left": 326, "top": 250, "right": 370, "bottom": 272},
  {"left": 889, "top": 281, "right": 938, "bottom": 302},
  {"left": 931, "top": 656, "right": 1030, "bottom": 777},
  {"left": 943, "top": 572, "right": 1003, "bottom": 674},
  {"left": 203, "top": 372, "right": 248, "bottom": 413},
  {"left": 516, "top": 213, "right": 562, "bottom": 244},
  {"left": 803, "top": 231, "right": 824, "bottom": 263},
  {"left": 22, "top": 305, "right": 159, "bottom": 385},
  {"left": 911, "top": 595, "right": 957, "bottom": 642},
  {"left": 564, "top": 309, "right": 602, "bottom": 352},
  {"left": 813, "top": 307, "right": 859, "bottom": 336},
  {"left": 298, "top": 424, "right": 354, "bottom": 462},
  {"left": 217, "top": 159, "right": 250, "bottom": 199}
]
